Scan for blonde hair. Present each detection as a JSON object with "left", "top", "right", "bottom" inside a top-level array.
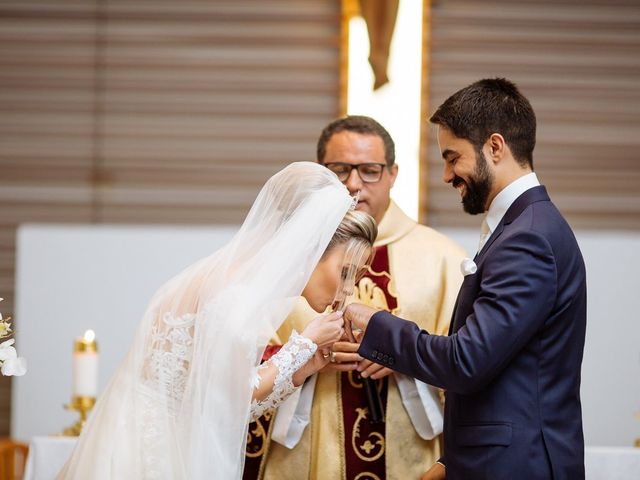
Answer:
[{"left": 326, "top": 209, "right": 377, "bottom": 254}]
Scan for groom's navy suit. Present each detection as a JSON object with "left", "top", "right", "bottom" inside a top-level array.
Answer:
[{"left": 358, "top": 186, "right": 586, "bottom": 480}]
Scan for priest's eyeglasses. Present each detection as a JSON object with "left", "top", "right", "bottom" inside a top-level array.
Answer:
[{"left": 324, "top": 162, "right": 387, "bottom": 183}]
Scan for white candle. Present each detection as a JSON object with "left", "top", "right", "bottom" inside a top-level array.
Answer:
[{"left": 72, "top": 330, "right": 98, "bottom": 397}]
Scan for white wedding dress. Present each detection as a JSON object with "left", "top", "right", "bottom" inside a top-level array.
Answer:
[{"left": 58, "top": 162, "right": 355, "bottom": 479}]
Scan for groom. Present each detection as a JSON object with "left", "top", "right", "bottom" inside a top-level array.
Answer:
[{"left": 344, "top": 78, "right": 587, "bottom": 480}]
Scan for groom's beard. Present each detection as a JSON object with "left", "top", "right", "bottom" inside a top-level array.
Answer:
[{"left": 453, "top": 150, "right": 493, "bottom": 215}]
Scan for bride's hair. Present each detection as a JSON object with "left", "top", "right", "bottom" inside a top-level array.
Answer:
[{"left": 326, "top": 209, "right": 377, "bottom": 255}]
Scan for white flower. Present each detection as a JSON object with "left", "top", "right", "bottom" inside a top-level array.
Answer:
[
  {"left": 0, "top": 339, "right": 27, "bottom": 376},
  {"left": 0, "top": 339, "right": 17, "bottom": 361},
  {"left": 1, "top": 356, "right": 26, "bottom": 376},
  {"left": 460, "top": 258, "right": 477, "bottom": 277},
  {"left": 0, "top": 300, "right": 26, "bottom": 376}
]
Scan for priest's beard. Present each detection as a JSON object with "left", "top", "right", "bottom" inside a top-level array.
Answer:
[{"left": 453, "top": 150, "right": 494, "bottom": 215}]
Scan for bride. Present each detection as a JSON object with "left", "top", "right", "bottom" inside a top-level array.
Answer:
[{"left": 58, "top": 162, "right": 377, "bottom": 479}]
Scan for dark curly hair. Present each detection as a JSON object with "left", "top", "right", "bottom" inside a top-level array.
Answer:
[{"left": 430, "top": 78, "right": 536, "bottom": 168}]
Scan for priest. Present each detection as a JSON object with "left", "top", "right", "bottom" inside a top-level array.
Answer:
[{"left": 243, "top": 116, "right": 465, "bottom": 480}]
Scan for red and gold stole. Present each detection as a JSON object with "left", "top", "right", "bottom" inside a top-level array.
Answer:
[
  {"left": 244, "top": 245, "right": 399, "bottom": 480},
  {"left": 340, "top": 244, "right": 398, "bottom": 480}
]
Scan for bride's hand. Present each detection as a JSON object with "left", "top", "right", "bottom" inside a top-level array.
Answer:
[
  {"left": 301, "top": 311, "right": 344, "bottom": 349},
  {"left": 292, "top": 349, "right": 331, "bottom": 386}
]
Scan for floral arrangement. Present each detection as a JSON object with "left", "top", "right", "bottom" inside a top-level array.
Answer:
[{"left": 0, "top": 298, "right": 26, "bottom": 376}]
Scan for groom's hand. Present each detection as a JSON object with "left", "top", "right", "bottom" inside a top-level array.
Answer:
[
  {"left": 342, "top": 304, "right": 393, "bottom": 379},
  {"left": 343, "top": 303, "right": 379, "bottom": 341},
  {"left": 420, "top": 462, "right": 445, "bottom": 480}
]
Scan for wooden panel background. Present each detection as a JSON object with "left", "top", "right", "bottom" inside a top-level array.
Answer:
[
  {"left": 421, "top": 0, "right": 640, "bottom": 230},
  {"left": 0, "top": 0, "right": 341, "bottom": 435}
]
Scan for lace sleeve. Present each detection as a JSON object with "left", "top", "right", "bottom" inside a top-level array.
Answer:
[{"left": 250, "top": 330, "right": 317, "bottom": 422}]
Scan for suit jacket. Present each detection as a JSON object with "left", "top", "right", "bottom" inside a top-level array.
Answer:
[{"left": 358, "top": 186, "right": 586, "bottom": 480}]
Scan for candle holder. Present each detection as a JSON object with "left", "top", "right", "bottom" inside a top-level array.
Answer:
[
  {"left": 63, "top": 330, "right": 99, "bottom": 436},
  {"left": 74, "top": 331, "right": 98, "bottom": 355},
  {"left": 62, "top": 395, "right": 96, "bottom": 436}
]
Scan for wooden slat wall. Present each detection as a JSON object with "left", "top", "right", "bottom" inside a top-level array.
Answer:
[
  {"left": 98, "top": 1, "right": 341, "bottom": 223},
  {"left": 422, "top": 0, "right": 640, "bottom": 230},
  {"left": 0, "top": 0, "right": 341, "bottom": 434}
]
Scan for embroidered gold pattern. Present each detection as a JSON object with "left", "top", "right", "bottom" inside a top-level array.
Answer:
[
  {"left": 366, "top": 263, "right": 399, "bottom": 299},
  {"left": 352, "top": 408, "right": 385, "bottom": 462},
  {"left": 348, "top": 370, "right": 364, "bottom": 389},
  {"left": 354, "top": 277, "right": 390, "bottom": 311},
  {"left": 337, "top": 372, "right": 346, "bottom": 478},
  {"left": 245, "top": 411, "right": 273, "bottom": 458},
  {"left": 354, "top": 473, "right": 382, "bottom": 480}
]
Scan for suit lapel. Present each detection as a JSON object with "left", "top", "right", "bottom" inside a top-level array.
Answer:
[
  {"left": 475, "top": 186, "right": 550, "bottom": 262},
  {"left": 448, "top": 186, "right": 551, "bottom": 335},
  {"left": 448, "top": 288, "right": 463, "bottom": 335},
  {"left": 503, "top": 185, "right": 550, "bottom": 224}
]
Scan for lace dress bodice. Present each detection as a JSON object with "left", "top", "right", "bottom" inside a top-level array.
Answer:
[
  {"left": 143, "top": 312, "right": 196, "bottom": 411},
  {"left": 142, "top": 313, "right": 316, "bottom": 422}
]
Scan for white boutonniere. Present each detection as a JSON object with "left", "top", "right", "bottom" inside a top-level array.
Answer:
[{"left": 460, "top": 258, "right": 477, "bottom": 277}]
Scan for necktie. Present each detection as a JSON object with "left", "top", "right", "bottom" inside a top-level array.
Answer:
[{"left": 478, "top": 218, "right": 491, "bottom": 253}]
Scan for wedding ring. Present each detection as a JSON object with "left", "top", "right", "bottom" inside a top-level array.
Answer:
[
  {"left": 329, "top": 351, "right": 337, "bottom": 363},
  {"left": 322, "top": 352, "right": 330, "bottom": 359}
]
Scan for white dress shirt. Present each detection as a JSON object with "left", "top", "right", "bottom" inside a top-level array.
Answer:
[{"left": 479, "top": 172, "right": 540, "bottom": 251}]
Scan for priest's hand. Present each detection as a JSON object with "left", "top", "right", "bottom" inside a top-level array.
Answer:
[
  {"left": 357, "top": 360, "right": 393, "bottom": 380},
  {"left": 319, "top": 341, "right": 362, "bottom": 373}
]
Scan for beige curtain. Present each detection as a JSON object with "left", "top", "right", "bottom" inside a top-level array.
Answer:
[
  {"left": 0, "top": 0, "right": 342, "bottom": 434},
  {"left": 422, "top": 0, "right": 640, "bottom": 230}
]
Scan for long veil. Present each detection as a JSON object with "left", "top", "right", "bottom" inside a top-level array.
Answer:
[{"left": 59, "top": 162, "right": 354, "bottom": 479}]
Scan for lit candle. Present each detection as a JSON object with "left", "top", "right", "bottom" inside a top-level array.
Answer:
[{"left": 72, "top": 330, "right": 98, "bottom": 397}]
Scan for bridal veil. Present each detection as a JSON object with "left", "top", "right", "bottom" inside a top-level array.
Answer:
[{"left": 59, "top": 162, "right": 354, "bottom": 479}]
